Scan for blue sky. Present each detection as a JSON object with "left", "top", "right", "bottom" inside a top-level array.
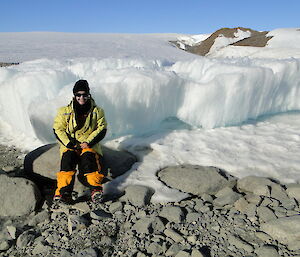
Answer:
[{"left": 1, "top": 0, "right": 299, "bottom": 34}]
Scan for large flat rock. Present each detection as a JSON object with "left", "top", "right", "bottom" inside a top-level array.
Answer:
[
  {"left": 157, "top": 165, "right": 236, "bottom": 196},
  {"left": 24, "top": 143, "right": 137, "bottom": 191}
]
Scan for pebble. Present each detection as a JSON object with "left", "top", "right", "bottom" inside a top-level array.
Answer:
[
  {"left": 109, "top": 201, "right": 123, "bottom": 213},
  {"left": 191, "top": 249, "right": 205, "bottom": 257},
  {"left": 132, "top": 217, "right": 152, "bottom": 234},
  {"left": 255, "top": 245, "right": 280, "bottom": 257},
  {"left": 16, "top": 230, "right": 36, "bottom": 248},
  {"left": 160, "top": 206, "right": 185, "bottom": 223},
  {"left": 227, "top": 235, "right": 254, "bottom": 253},
  {"left": 164, "top": 228, "right": 185, "bottom": 243},
  {"left": 90, "top": 209, "right": 112, "bottom": 220},
  {"left": 175, "top": 250, "right": 190, "bottom": 257},
  {"left": 1, "top": 166, "right": 16, "bottom": 172},
  {"left": 0, "top": 240, "right": 10, "bottom": 251},
  {"left": 75, "top": 247, "right": 99, "bottom": 257},
  {"left": 256, "top": 206, "right": 277, "bottom": 223},
  {"left": 6, "top": 225, "right": 17, "bottom": 239}
]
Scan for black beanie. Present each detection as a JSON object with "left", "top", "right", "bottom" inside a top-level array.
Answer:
[{"left": 73, "top": 80, "right": 90, "bottom": 94}]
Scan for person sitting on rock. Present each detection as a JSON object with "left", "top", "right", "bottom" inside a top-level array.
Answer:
[{"left": 53, "top": 79, "right": 107, "bottom": 203}]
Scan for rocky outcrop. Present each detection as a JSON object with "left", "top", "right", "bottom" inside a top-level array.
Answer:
[
  {"left": 0, "top": 175, "right": 41, "bottom": 217},
  {"left": 0, "top": 62, "right": 19, "bottom": 67},
  {"left": 172, "top": 27, "right": 273, "bottom": 57},
  {"left": 1, "top": 165, "right": 300, "bottom": 257}
]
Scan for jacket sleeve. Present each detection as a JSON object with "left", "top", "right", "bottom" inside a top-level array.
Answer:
[
  {"left": 53, "top": 107, "right": 72, "bottom": 147},
  {"left": 86, "top": 107, "right": 107, "bottom": 146}
]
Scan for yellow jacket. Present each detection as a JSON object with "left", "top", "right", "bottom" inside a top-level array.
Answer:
[{"left": 53, "top": 99, "right": 107, "bottom": 156}]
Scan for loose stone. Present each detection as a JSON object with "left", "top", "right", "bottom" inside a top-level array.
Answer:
[
  {"left": 160, "top": 206, "right": 185, "bottom": 223},
  {"left": 255, "top": 245, "right": 281, "bottom": 257},
  {"left": 164, "top": 228, "right": 185, "bottom": 243}
]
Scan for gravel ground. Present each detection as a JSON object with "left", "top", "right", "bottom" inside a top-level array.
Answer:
[{"left": 1, "top": 146, "right": 300, "bottom": 257}]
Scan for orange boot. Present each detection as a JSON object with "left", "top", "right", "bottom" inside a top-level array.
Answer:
[
  {"left": 85, "top": 171, "right": 104, "bottom": 203},
  {"left": 53, "top": 171, "right": 76, "bottom": 203}
]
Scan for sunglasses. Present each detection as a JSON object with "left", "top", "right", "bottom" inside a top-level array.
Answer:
[{"left": 75, "top": 93, "right": 89, "bottom": 98}]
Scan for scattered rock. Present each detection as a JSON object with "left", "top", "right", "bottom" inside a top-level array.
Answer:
[
  {"left": 123, "top": 185, "right": 154, "bottom": 207},
  {"left": 147, "top": 241, "right": 164, "bottom": 255},
  {"left": 6, "top": 225, "right": 17, "bottom": 239},
  {"left": 261, "top": 215, "right": 300, "bottom": 245},
  {"left": 28, "top": 210, "right": 50, "bottom": 226},
  {"left": 175, "top": 250, "right": 190, "bottom": 257},
  {"left": 159, "top": 206, "right": 185, "bottom": 223},
  {"left": 31, "top": 241, "right": 52, "bottom": 255},
  {"left": 108, "top": 201, "right": 123, "bottom": 213},
  {"left": 0, "top": 240, "right": 10, "bottom": 251},
  {"left": 72, "top": 201, "right": 91, "bottom": 214},
  {"left": 186, "top": 212, "right": 202, "bottom": 223},
  {"left": 164, "top": 228, "right": 185, "bottom": 243},
  {"left": 237, "top": 176, "right": 274, "bottom": 195},
  {"left": 270, "top": 184, "right": 290, "bottom": 204},
  {"left": 132, "top": 217, "right": 153, "bottom": 234},
  {"left": 16, "top": 230, "right": 36, "bottom": 248},
  {"left": 191, "top": 249, "right": 205, "bottom": 257},
  {"left": 286, "top": 184, "right": 300, "bottom": 202},
  {"left": 90, "top": 210, "right": 112, "bottom": 220},
  {"left": 227, "top": 234, "right": 254, "bottom": 253},
  {"left": 68, "top": 214, "right": 89, "bottom": 234},
  {"left": 255, "top": 245, "right": 280, "bottom": 257},
  {"left": 256, "top": 206, "right": 277, "bottom": 223},
  {"left": 165, "top": 243, "right": 184, "bottom": 256},
  {"left": 151, "top": 216, "right": 166, "bottom": 234},
  {"left": 1, "top": 165, "right": 16, "bottom": 173},
  {"left": 213, "top": 187, "right": 241, "bottom": 207},
  {"left": 75, "top": 247, "right": 100, "bottom": 257}
]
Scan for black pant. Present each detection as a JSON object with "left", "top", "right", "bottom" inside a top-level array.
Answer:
[{"left": 56, "top": 149, "right": 104, "bottom": 195}]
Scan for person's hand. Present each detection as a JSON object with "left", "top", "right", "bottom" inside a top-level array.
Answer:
[{"left": 80, "top": 142, "right": 89, "bottom": 149}]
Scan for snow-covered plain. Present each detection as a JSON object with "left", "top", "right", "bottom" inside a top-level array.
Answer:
[{"left": 0, "top": 29, "right": 300, "bottom": 202}]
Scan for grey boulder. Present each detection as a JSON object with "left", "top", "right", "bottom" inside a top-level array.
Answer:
[
  {"left": 260, "top": 215, "right": 300, "bottom": 245},
  {"left": 237, "top": 176, "right": 274, "bottom": 195},
  {"left": 0, "top": 175, "right": 41, "bottom": 217},
  {"left": 123, "top": 185, "right": 154, "bottom": 207},
  {"left": 159, "top": 206, "right": 185, "bottom": 223},
  {"left": 157, "top": 165, "right": 236, "bottom": 195}
]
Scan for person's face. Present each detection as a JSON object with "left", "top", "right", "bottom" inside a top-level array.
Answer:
[{"left": 74, "top": 91, "right": 89, "bottom": 105}]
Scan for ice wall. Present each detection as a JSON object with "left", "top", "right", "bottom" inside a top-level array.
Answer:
[{"left": 0, "top": 57, "right": 300, "bottom": 147}]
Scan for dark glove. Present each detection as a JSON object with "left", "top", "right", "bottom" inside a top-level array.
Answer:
[{"left": 66, "top": 138, "right": 79, "bottom": 149}]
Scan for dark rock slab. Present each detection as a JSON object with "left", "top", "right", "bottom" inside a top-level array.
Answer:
[{"left": 24, "top": 143, "right": 137, "bottom": 187}]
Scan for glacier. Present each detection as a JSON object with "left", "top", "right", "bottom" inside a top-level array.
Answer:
[{"left": 1, "top": 57, "right": 300, "bottom": 145}]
